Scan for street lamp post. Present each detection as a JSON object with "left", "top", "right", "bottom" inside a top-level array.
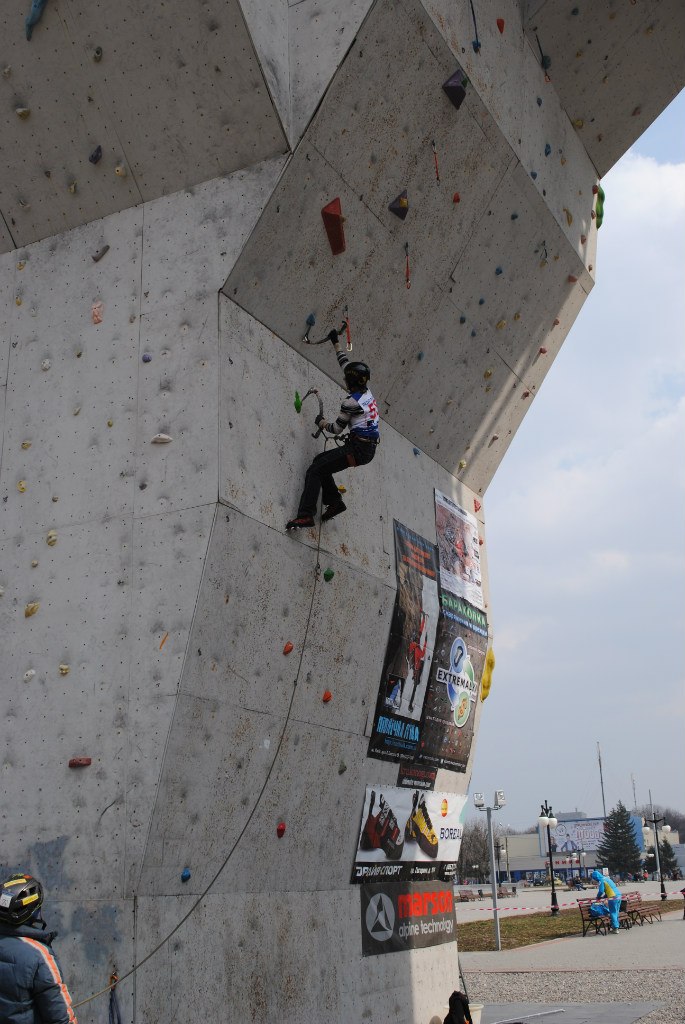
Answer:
[
  {"left": 472, "top": 864, "right": 479, "bottom": 884},
  {"left": 495, "top": 841, "right": 502, "bottom": 884},
  {"left": 473, "top": 790, "right": 506, "bottom": 950},
  {"left": 538, "top": 800, "right": 559, "bottom": 916},
  {"left": 642, "top": 811, "right": 671, "bottom": 900}
]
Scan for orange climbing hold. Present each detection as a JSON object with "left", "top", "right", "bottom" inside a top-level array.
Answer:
[
  {"left": 474, "top": 499, "right": 481, "bottom": 513},
  {"left": 159, "top": 632, "right": 169, "bottom": 650},
  {"left": 92, "top": 301, "right": 104, "bottom": 324},
  {"left": 276, "top": 822, "right": 286, "bottom": 838},
  {"left": 283, "top": 641, "right": 294, "bottom": 655},
  {"left": 322, "top": 690, "right": 333, "bottom": 703},
  {"left": 452, "top": 192, "right": 461, "bottom": 203},
  {"left": 568, "top": 275, "right": 578, "bottom": 283},
  {"left": 496, "top": 18, "right": 505, "bottom": 33},
  {"left": 321, "top": 198, "right": 346, "bottom": 255}
]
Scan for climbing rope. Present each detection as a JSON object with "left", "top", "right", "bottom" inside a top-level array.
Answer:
[{"left": 73, "top": 472, "right": 331, "bottom": 1010}]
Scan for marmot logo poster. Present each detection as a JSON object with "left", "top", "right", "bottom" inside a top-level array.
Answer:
[
  {"left": 360, "top": 880, "right": 457, "bottom": 956},
  {"left": 367, "top": 521, "right": 439, "bottom": 763},
  {"left": 351, "top": 785, "right": 467, "bottom": 883}
]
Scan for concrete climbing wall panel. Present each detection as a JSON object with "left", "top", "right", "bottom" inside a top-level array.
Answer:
[{"left": 238, "top": 0, "right": 291, "bottom": 139}]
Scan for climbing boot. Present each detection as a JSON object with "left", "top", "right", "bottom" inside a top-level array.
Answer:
[
  {"left": 321, "top": 500, "right": 346, "bottom": 522},
  {"left": 286, "top": 515, "right": 315, "bottom": 531},
  {"left": 404, "top": 791, "right": 438, "bottom": 859}
]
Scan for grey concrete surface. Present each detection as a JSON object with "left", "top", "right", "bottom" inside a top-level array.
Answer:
[{"left": 482, "top": 1004, "right": 663, "bottom": 1024}]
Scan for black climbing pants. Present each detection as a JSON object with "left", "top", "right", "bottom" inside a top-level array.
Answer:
[{"left": 297, "top": 438, "right": 377, "bottom": 517}]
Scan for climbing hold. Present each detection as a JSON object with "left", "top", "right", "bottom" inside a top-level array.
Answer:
[
  {"left": 560, "top": 156, "right": 567, "bottom": 166},
  {"left": 568, "top": 274, "right": 578, "bottom": 283},
  {"left": 276, "top": 822, "right": 286, "bottom": 838},
  {"left": 305, "top": 313, "right": 316, "bottom": 328},
  {"left": 181, "top": 868, "right": 191, "bottom": 882},
  {"left": 283, "top": 642, "right": 294, "bottom": 655},
  {"left": 15, "top": 297, "right": 22, "bottom": 306},
  {"left": 480, "top": 648, "right": 496, "bottom": 702},
  {"left": 572, "top": 118, "right": 584, "bottom": 129},
  {"left": 417, "top": 351, "right": 424, "bottom": 361},
  {"left": 563, "top": 208, "right": 573, "bottom": 226},
  {"left": 59, "top": 664, "right": 70, "bottom": 676},
  {"left": 580, "top": 234, "right": 587, "bottom": 244},
  {"left": 25, "top": 602, "right": 40, "bottom": 617},
  {"left": 458, "top": 459, "right": 467, "bottom": 470},
  {"left": 294, "top": 391, "right": 302, "bottom": 414},
  {"left": 442, "top": 70, "right": 467, "bottom": 110},
  {"left": 571, "top": 6, "right": 579, "bottom": 13},
  {"left": 2, "top": 66, "right": 11, "bottom": 78},
  {"left": 472, "top": 39, "right": 481, "bottom": 53},
  {"left": 388, "top": 190, "right": 409, "bottom": 220},
  {"left": 495, "top": 266, "right": 503, "bottom": 275},
  {"left": 513, "top": 311, "right": 521, "bottom": 321},
  {"left": 17, "top": 481, "right": 27, "bottom": 493},
  {"left": 511, "top": 213, "right": 518, "bottom": 220},
  {"left": 159, "top": 632, "right": 169, "bottom": 651},
  {"left": 115, "top": 164, "right": 127, "bottom": 178},
  {"left": 478, "top": 298, "right": 485, "bottom": 306},
  {"left": 413, "top": 448, "right": 420, "bottom": 457},
  {"left": 544, "top": 143, "right": 551, "bottom": 156},
  {"left": 15, "top": 107, "right": 31, "bottom": 120},
  {"left": 323, "top": 568, "right": 335, "bottom": 582},
  {"left": 68, "top": 181, "right": 77, "bottom": 194},
  {"left": 25, "top": 0, "right": 49, "bottom": 39},
  {"left": 150, "top": 433, "right": 173, "bottom": 444},
  {"left": 536, "top": 97, "right": 542, "bottom": 107},
  {"left": 89, "top": 145, "right": 103, "bottom": 165},
  {"left": 41, "top": 359, "right": 51, "bottom": 371},
  {"left": 459, "top": 316, "right": 466, "bottom": 324},
  {"left": 322, "top": 690, "right": 333, "bottom": 703},
  {"left": 92, "top": 245, "right": 109, "bottom": 263},
  {"left": 483, "top": 368, "right": 493, "bottom": 380},
  {"left": 23, "top": 670, "right": 36, "bottom": 682},
  {"left": 541, "top": 54, "right": 551, "bottom": 70},
  {"left": 92, "top": 301, "right": 104, "bottom": 324},
  {"left": 21, "top": 440, "right": 31, "bottom": 450},
  {"left": 474, "top": 499, "right": 482, "bottom": 512},
  {"left": 632, "top": 106, "right": 641, "bottom": 117},
  {"left": 337, "top": 485, "right": 346, "bottom": 494},
  {"left": 46, "top": 530, "right": 57, "bottom": 546},
  {"left": 496, "top": 18, "right": 504, "bottom": 33},
  {"left": 595, "top": 185, "right": 605, "bottom": 228},
  {"left": 321, "top": 198, "right": 346, "bottom": 255},
  {"left": 496, "top": 320, "right": 506, "bottom": 330},
  {"left": 452, "top": 192, "right": 461, "bottom": 204},
  {"left": 73, "top": 406, "right": 81, "bottom": 416},
  {"left": 51, "top": 495, "right": 59, "bottom": 502},
  {"left": 479, "top": 538, "right": 484, "bottom": 546},
  {"left": 488, "top": 435, "right": 499, "bottom": 448},
  {"left": 31, "top": 560, "right": 38, "bottom": 568},
  {"left": 471, "top": 329, "right": 476, "bottom": 338},
  {"left": 93, "top": 46, "right": 103, "bottom": 61},
  {"left": 17, "top": 261, "right": 25, "bottom": 271},
  {"left": 540, "top": 347, "right": 549, "bottom": 355},
  {"left": 107, "top": 419, "right": 114, "bottom": 428},
  {"left": 530, "top": 171, "right": 537, "bottom": 180},
  {"left": 338, "top": 762, "right": 347, "bottom": 775},
  {"left": 522, "top": 390, "right": 530, "bottom": 398},
  {"left": 142, "top": 353, "right": 152, "bottom": 363}
]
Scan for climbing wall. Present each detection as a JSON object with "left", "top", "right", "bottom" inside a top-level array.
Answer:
[{"left": 1, "top": 0, "right": 683, "bottom": 1021}]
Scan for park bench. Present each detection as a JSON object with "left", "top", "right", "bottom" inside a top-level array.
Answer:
[
  {"left": 497, "top": 887, "right": 513, "bottom": 898},
  {"left": 577, "top": 897, "right": 632, "bottom": 936},
  {"left": 623, "top": 890, "right": 662, "bottom": 925},
  {"left": 456, "top": 889, "right": 479, "bottom": 902}
]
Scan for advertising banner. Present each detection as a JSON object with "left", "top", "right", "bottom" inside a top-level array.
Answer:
[
  {"left": 435, "top": 489, "right": 484, "bottom": 611},
  {"left": 360, "top": 880, "right": 457, "bottom": 956},
  {"left": 351, "top": 785, "right": 466, "bottom": 884},
  {"left": 367, "top": 521, "right": 439, "bottom": 763},
  {"left": 417, "top": 590, "right": 488, "bottom": 772},
  {"left": 539, "top": 818, "right": 607, "bottom": 854}
]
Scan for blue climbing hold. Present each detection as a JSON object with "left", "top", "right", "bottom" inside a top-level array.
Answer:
[
  {"left": 544, "top": 143, "right": 551, "bottom": 156},
  {"left": 571, "top": 7, "right": 579, "bottom": 14},
  {"left": 142, "top": 354, "right": 152, "bottom": 363},
  {"left": 472, "top": 40, "right": 481, "bottom": 53},
  {"left": 530, "top": 171, "right": 538, "bottom": 180},
  {"left": 305, "top": 313, "right": 316, "bottom": 327},
  {"left": 471, "top": 329, "right": 477, "bottom": 337},
  {"left": 417, "top": 351, "right": 424, "bottom": 361},
  {"left": 495, "top": 267, "right": 503, "bottom": 276},
  {"left": 536, "top": 97, "right": 542, "bottom": 107},
  {"left": 478, "top": 298, "right": 485, "bottom": 305},
  {"left": 89, "top": 145, "right": 103, "bottom": 165},
  {"left": 459, "top": 315, "right": 466, "bottom": 324},
  {"left": 511, "top": 213, "right": 518, "bottom": 220},
  {"left": 413, "top": 447, "right": 420, "bottom": 457},
  {"left": 181, "top": 868, "right": 191, "bottom": 882},
  {"left": 25, "top": 0, "right": 48, "bottom": 39}
]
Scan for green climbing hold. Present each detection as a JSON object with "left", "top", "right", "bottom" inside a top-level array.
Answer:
[
  {"left": 294, "top": 391, "right": 302, "bottom": 414},
  {"left": 595, "top": 185, "right": 605, "bottom": 229},
  {"left": 323, "top": 568, "right": 335, "bottom": 582}
]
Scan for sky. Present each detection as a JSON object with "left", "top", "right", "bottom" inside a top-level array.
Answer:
[{"left": 470, "top": 89, "right": 685, "bottom": 832}]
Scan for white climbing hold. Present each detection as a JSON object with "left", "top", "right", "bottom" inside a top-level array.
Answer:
[
  {"left": 15, "top": 107, "right": 31, "bottom": 119},
  {"left": 68, "top": 181, "right": 77, "bottom": 194},
  {"left": 31, "top": 560, "right": 38, "bottom": 568},
  {"left": 41, "top": 358, "right": 51, "bottom": 371},
  {"left": 73, "top": 406, "right": 81, "bottom": 416},
  {"left": 25, "top": 602, "right": 40, "bottom": 618},
  {"left": 23, "top": 669, "right": 36, "bottom": 682},
  {"left": 151, "top": 433, "right": 173, "bottom": 444},
  {"left": 46, "top": 530, "right": 57, "bottom": 546},
  {"left": 59, "top": 664, "right": 70, "bottom": 676},
  {"left": 115, "top": 164, "right": 127, "bottom": 178}
]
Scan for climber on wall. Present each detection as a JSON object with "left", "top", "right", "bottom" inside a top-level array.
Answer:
[
  {"left": 286, "top": 327, "right": 380, "bottom": 531},
  {"left": 0, "top": 873, "right": 78, "bottom": 1023}
]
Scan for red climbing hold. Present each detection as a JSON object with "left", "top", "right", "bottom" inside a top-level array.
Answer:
[
  {"left": 474, "top": 499, "right": 482, "bottom": 513},
  {"left": 580, "top": 234, "right": 587, "bottom": 244},
  {"left": 592, "top": 185, "right": 599, "bottom": 195},
  {"left": 277, "top": 822, "right": 286, "bottom": 838},
  {"left": 479, "top": 538, "right": 484, "bottom": 546},
  {"left": 568, "top": 275, "right": 578, "bottom": 283},
  {"left": 539, "top": 347, "right": 548, "bottom": 354},
  {"left": 496, "top": 18, "right": 505, "bottom": 33},
  {"left": 452, "top": 192, "right": 461, "bottom": 203},
  {"left": 522, "top": 390, "right": 531, "bottom": 398},
  {"left": 283, "top": 641, "right": 294, "bottom": 655},
  {"left": 321, "top": 198, "right": 346, "bottom": 255},
  {"left": 68, "top": 757, "right": 91, "bottom": 768},
  {"left": 322, "top": 690, "right": 333, "bottom": 703}
]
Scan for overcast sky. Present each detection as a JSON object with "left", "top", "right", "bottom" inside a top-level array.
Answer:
[{"left": 471, "top": 90, "right": 685, "bottom": 832}]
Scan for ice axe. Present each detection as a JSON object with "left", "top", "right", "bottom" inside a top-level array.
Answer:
[
  {"left": 303, "top": 320, "right": 349, "bottom": 347},
  {"left": 295, "top": 387, "right": 326, "bottom": 438}
]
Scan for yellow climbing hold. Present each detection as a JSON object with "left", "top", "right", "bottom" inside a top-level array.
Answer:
[
  {"left": 337, "top": 485, "right": 346, "bottom": 494},
  {"left": 17, "top": 261, "right": 25, "bottom": 271},
  {"left": 458, "top": 459, "right": 467, "bottom": 470},
  {"left": 46, "top": 530, "right": 57, "bottom": 546},
  {"left": 480, "top": 647, "right": 496, "bottom": 702},
  {"left": 24, "top": 602, "right": 40, "bottom": 618},
  {"left": 563, "top": 208, "right": 573, "bottom": 226},
  {"left": 483, "top": 368, "right": 493, "bottom": 379},
  {"left": 572, "top": 118, "right": 584, "bottom": 129},
  {"left": 31, "top": 560, "right": 38, "bottom": 568},
  {"left": 107, "top": 419, "right": 114, "bottom": 427},
  {"left": 15, "top": 107, "right": 30, "bottom": 119},
  {"left": 68, "top": 181, "right": 77, "bottom": 194},
  {"left": 15, "top": 297, "right": 22, "bottom": 306},
  {"left": 513, "top": 311, "right": 521, "bottom": 321},
  {"left": 17, "top": 480, "right": 27, "bottom": 492},
  {"left": 59, "top": 664, "right": 70, "bottom": 676},
  {"left": 496, "top": 320, "right": 506, "bottom": 330},
  {"left": 21, "top": 440, "right": 31, "bottom": 450}
]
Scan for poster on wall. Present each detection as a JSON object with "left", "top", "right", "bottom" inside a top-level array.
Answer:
[
  {"left": 360, "top": 880, "right": 457, "bottom": 956},
  {"left": 539, "top": 817, "right": 608, "bottom": 854},
  {"left": 434, "top": 489, "right": 484, "bottom": 611},
  {"left": 417, "top": 590, "right": 488, "bottom": 772},
  {"left": 351, "top": 785, "right": 467, "bottom": 883},
  {"left": 367, "top": 521, "right": 440, "bottom": 763}
]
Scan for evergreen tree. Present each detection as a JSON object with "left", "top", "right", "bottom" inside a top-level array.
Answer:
[
  {"left": 596, "top": 800, "right": 642, "bottom": 876},
  {"left": 646, "top": 840, "right": 678, "bottom": 878}
]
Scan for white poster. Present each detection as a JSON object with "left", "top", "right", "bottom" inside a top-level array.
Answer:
[
  {"left": 434, "top": 490, "right": 484, "bottom": 610},
  {"left": 539, "top": 817, "right": 606, "bottom": 854}
]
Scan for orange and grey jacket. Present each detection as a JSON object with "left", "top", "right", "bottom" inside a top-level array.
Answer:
[{"left": 0, "top": 923, "right": 77, "bottom": 1024}]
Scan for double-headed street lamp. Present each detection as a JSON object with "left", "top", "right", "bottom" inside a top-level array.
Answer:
[
  {"left": 473, "top": 789, "right": 506, "bottom": 950},
  {"left": 538, "top": 800, "right": 559, "bottom": 915},
  {"left": 642, "top": 811, "right": 671, "bottom": 901}
]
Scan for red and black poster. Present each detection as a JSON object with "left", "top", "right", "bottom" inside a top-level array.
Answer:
[
  {"left": 360, "top": 880, "right": 457, "bottom": 956},
  {"left": 367, "top": 521, "right": 439, "bottom": 763}
]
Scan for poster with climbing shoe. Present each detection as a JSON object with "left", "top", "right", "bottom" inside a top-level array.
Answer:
[
  {"left": 360, "top": 880, "right": 457, "bottom": 956},
  {"left": 417, "top": 591, "right": 488, "bottom": 772},
  {"left": 351, "top": 784, "right": 467, "bottom": 883},
  {"left": 434, "top": 489, "right": 484, "bottom": 611},
  {"left": 367, "top": 521, "right": 440, "bottom": 763}
]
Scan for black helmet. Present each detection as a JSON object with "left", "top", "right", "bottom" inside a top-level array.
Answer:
[
  {"left": 344, "top": 361, "right": 371, "bottom": 390},
  {"left": 0, "top": 874, "right": 44, "bottom": 926}
]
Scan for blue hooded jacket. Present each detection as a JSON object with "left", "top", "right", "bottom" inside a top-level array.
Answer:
[
  {"left": 0, "top": 922, "right": 76, "bottom": 1024},
  {"left": 591, "top": 869, "right": 621, "bottom": 900}
]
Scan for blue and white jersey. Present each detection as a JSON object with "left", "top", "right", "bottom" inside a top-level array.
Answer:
[{"left": 327, "top": 350, "right": 380, "bottom": 441}]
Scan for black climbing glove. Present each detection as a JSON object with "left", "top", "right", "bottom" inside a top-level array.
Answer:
[
  {"left": 315, "top": 413, "right": 326, "bottom": 427},
  {"left": 327, "top": 329, "right": 340, "bottom": 345}
]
